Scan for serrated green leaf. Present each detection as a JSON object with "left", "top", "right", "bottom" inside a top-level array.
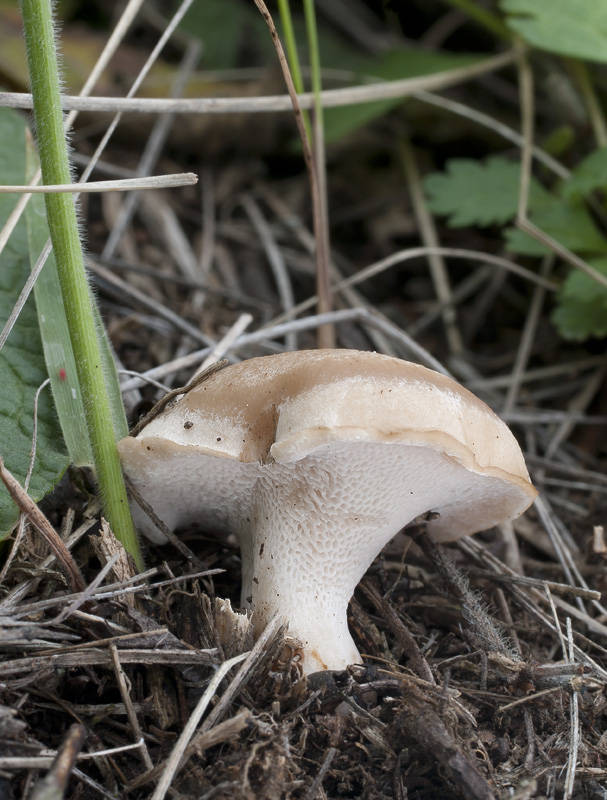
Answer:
[
  {"left": 562, "top": 148, "right": 607, "bottom": 200},
  {"left": 551, "top": 257, "right": 607, "bottom": 340},
  {"left": 0, "top": 108, "right": 69, "bottom": 536},
  {"left": 501, "top": 0, "right": 607, "bottom": 64},
  {"left": 505, "top": 201, "right": 607, "bottom": 256},
  {"left": 503, "top": 227, "right": 551, "bottom": 256},
  {"left": 424, "top": 156, "right": 552, "bottom": 228}
]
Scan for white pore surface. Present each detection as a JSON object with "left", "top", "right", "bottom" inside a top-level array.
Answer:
[{"left": 121, "top": 436, "right": 526, "bottom": 673}]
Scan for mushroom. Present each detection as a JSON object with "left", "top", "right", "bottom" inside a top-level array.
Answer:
[{"left": 118, "top": 350, "right": 537, "bottom": 673}]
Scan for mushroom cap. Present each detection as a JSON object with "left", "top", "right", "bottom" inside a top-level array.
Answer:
[{"left": 119, "top": 349, "right": 536, "bottom": 544}]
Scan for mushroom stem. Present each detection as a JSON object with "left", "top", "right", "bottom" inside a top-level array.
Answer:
[
  {"left": 242, "top": 452, "right": 434, "bottom": 673},
  {"left": 252, "top": 576, "right": 360, "bottom": 673}
]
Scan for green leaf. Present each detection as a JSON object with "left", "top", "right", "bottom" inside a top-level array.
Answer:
[
  {"left": 541, "top": 126, "right": 575, "bottom": 158},
  {"left": 562, "top": 148, "right": 607, "bottom": 200},
  {"left": 24, "top": 134, "right": 93, "bottom": 468},
  {"left": 180, "top": 0, "right": 247, "bottom": 70},
  {"left": 505, "top": 201, "right": 607, "bottom": 256},
  {"left": 551, "top": 257, "right": 607, "bottom": 340},
  {"left": 324, "top": 50, "right": 488, "bottom": 143},
  {"left": 0, "top": 108, "right": 69, "bottom": 536},
  {"left": 501, "top": 0, "right": 607, "bottom": 64},
  {"left": 424, "top": 156, "right": 552, "bottom": 228},
  {"left": 24, "top": 136, "right": 128, "bottom": 461}
]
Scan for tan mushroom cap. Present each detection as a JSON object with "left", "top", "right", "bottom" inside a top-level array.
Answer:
[{"left": 119, "top": 349, "right": 537, "bottom": 672}]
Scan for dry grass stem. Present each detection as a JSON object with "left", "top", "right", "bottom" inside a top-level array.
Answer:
[{"left": 0, "top": 51, "right": 517, "bottom": 114}]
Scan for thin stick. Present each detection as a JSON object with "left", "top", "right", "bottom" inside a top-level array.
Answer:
[
  {"left": 413, "top": 90, "right": 569, "bottom": 180},
  {"left": 0, "top": 51, "right": 516, "bottom": 114},
  {"left": 51, "top": 553, "right": 121, "bottom": 625},
  {"left": 109, "top": 645, "right": 154, "bottom": 770},
  {"left": 30, "top": 724, "right": 87, "bottom": 800},
  {"left": 269, "top": 244, "right": 557, "bottom": 325},
  {"left": 569, "top": 60, "right": 607, "bottom": 148},
  {"left": 518, "top": 218, "right": 607, "bottom": 290},
  {"left": 240, "top": 194, "right": 296, "bottom": 350},
  {"left": 0, "top": 458, "right": 85, "bottom": 593},
  {"left": 0, "top": 0, "right": 147, "bottom": 353},
  {"left": 502, "top": 256, "right": 553, "bottom": 415},
  {"left": 124, "top": 475, "right": 205, "bottom": 569},
  {"left": 563, "top": 619, "right": 580, "bottom": 799},
  {"left": 0, "top": 174, "right": 197, "bottom": 193},
  {"left": 0, "top": 378, "right": 50, "bottom": 584},
  {"left": 304, "top": 0, "right": 334, "bottom": 348},
  {"left": 516, "top": 42, "right": 534, "bottom": 224},
  {"left": 0, "top": 0, "right": 146, "bottom": 260},
  {"left": 400, "top": 138, "right": 462, "bottom": 355},
  {"left": 102, "top": 40, "right": 202, "bottom": 259},
  {"left": 192, "top": 313, "right": 254, "bottom": 379},
  {"left": 302, "top": 747, "right": 336, "bottom": 800}
]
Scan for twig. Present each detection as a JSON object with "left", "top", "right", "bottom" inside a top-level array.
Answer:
[
  {"left": 514, "top": 45, "right": 607, "bottom": 291},
  {"left": 51, "top": 552, "right": 121, "bottom": 625},
  {"left": 0, "top": 648, "right": 216, "bottom": 678},
  {"left": 0, "top": 378, "right": 50, "bottom": 584},
  {"left": 109, "top": 645, "right": 154, "bottom": 770},
  {"left": 302, "top": 747, "right": 336, "bottom": 800},
  {"left": 0, "top": 174, "right": 196, "bottom": 194},
  {"left": 124, "top": 475, "right": 205, "bottom": 569},
  {"left": 102, "top": 40, "right": 201, "bottom": 259},
  {"left": 239, "top": 194, "right": 296, "bottom": 350},
  {"left": 125, "top": 711, "right": 252, "bottom": 792},
  {"left": 396, "top": 681, "right": 498, "bottom": 800},
  {"left": 502, "top": 256, "right": 553, "bottom": 415},
  {"left": 0, "top": 51, "right": 517, "bottom": 114},
  {"left": 400, "top": 138, "right": 462, "bottom": 355},
  {"left": 30, "top": 724, "right": 87, "bottom": 800},
  {"left": 563, "top": 619, "right": 581, "bottom": 799},
  {"left": 359, "top": 579, "right": 435, "bottom": 684},
  {"left": 268, "top": 244, "right": 557, "bottom": 325},
  {"left": 192, "top": 314, "right": 253, "bottom": 379},
  {"left": 129, "top": 360, "right": 228, "bottom": 437},
  {"left": 470, "top": 571, "right": 601, "bottom": 601},
  {"left": 0, "top": 458, "right": 85, "bottom": 593}
]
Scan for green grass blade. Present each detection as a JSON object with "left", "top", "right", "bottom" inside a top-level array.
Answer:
[
  {"left": 24, "top": 132, "right": 93, "bottom": 468},
  {"left": 0, "top": 108, "right": 70, "bottom": 537}
]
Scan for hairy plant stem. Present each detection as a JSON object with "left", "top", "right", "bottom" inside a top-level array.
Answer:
[{"left": 20, "top": 0, "right": 142, "bottom": 569}]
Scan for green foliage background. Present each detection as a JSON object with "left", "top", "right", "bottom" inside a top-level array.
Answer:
[{"left": 0, "top": 108, "right": 69, "bottom": 534}]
